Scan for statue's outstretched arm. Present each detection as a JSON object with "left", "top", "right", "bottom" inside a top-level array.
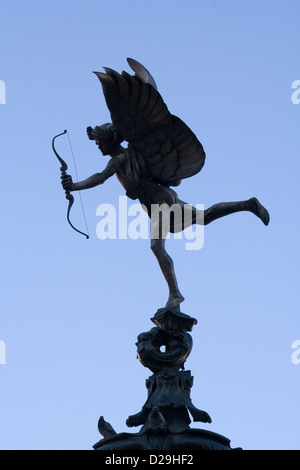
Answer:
[{"left": 61, "top": 156, "right": 122, "bottom": 192}]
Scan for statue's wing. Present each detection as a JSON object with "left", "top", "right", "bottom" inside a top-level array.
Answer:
[
  {"left": 93, "top": 59, "right": 205, "bottom": 186},
  {"left": 127, "top": 58, "right": 158, "bottom": 91}
]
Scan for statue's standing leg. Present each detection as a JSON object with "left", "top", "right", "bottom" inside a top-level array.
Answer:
[
  {"left": 150, "top": 200, "right": 185, "bottom": 310},
  {"left": 151, "top": 237, "right": 185, "bottom": 310}
]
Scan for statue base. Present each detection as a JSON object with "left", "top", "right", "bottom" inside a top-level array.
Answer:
[
  {"left": 93, "top": 428, "right": 240, "bottom": 451},
  {"left": 94, "top": 308, "right": 242, "bottom": 450}
]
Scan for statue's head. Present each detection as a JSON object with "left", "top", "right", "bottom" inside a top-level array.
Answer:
[{"left": 86, "top": 123, "right": 124, "bottom": 156}]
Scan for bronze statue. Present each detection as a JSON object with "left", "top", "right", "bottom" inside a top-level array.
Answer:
[{"left": 62, "top": 58, "right": 269, "bottom": 310}]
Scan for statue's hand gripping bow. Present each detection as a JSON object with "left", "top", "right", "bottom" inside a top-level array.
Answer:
[{"left": 52, "top": 130, "right": 89, "bottom": 239}]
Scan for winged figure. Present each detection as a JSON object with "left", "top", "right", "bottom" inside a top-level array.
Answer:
[{"left": 62, "top": 58, "right": 269, "bottom": 310}]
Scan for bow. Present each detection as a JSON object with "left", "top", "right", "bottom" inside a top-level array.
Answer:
[{"left": 52, "top": 130, "right": 89, "bottom": 239}]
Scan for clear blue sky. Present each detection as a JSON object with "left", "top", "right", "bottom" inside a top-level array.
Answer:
[{"left": 0, "top": 0, "right": 299, "bottom": 450}]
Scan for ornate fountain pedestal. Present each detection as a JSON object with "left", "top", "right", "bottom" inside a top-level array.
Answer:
[{"left": 93, "top": 308, "right": 240, "bottom": 451}]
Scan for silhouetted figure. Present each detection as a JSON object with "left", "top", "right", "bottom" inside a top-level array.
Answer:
[
  {"left": 148, "top": 406, "right": 167, "bottom": 431},
  {"left": 62, "top": 59, "right": 269, "bottom": 310},
  {"left": 98, "top": 416, "right": 116, "bottom": 439}
]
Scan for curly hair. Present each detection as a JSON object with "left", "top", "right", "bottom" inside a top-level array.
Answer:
[{"left": 86, "top": 123, "right": 124, "bottom": 147}]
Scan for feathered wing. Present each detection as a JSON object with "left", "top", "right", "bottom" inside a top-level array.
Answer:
[
  {"left": 127, "top": 57, "right": 158, "bottom": 90},
  {"left": 93, "top": 58, "right": 205, "bottom": 186}
]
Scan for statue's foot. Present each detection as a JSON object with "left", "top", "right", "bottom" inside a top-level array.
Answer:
[
  {"left": 249, "top": 197, "right": 270, "bottom": 226},
  {"left": 165, "top": 292, "right": 185, "bottom": 310}
]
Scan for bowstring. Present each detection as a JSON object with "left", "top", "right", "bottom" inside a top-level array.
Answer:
[{"left": 66, "top": 131, "right": 90, "bottom": 239}]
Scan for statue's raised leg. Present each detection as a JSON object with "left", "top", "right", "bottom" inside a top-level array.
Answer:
[
  {"left": 203, "top": 197, "right": 269, "bottom": 226},
  {"left": 175, "top": 197, "right": 269, "bottom": 229}
]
